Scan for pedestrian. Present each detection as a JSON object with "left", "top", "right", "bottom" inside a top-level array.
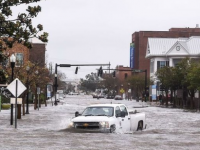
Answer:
[{"left": 159, "top": 94, "right": 162, "bottom": 105}]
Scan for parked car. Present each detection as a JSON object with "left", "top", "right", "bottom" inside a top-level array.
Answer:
[
  {"left": 69, "top": 92, "right": 79, "bottom": 95},
  {"left": 69, "top": 104, "right": 146, "bottom": 133},
  {"left": 105, "top": 94, "right": 115, "bottom": 99},
  {"left": 92, "top": 94, "right": 104, "bottom": 98},
  {"left": 114, "top": 95, "right": 123, "bottom": 100}
]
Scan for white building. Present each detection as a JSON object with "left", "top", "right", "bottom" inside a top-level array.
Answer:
[{"left": 146, "top": 36, "right": 200, "bottom": 83}]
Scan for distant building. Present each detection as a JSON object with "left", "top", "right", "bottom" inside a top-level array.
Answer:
[
  {"left": 115, "top": 65, "right": 132, "bottom": 81},
  {"left": 29, "top": 38, "right": 46, "bottom": 67},
  {"left": 130, "top": 25, "right": 200, "bottom": 78}
]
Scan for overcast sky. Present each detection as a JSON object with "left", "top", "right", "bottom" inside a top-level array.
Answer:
[{"left": 12, "top": 0, "right": 200, "bottom": 79}]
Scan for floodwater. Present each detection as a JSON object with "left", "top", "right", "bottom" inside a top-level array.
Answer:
[{"left": 0, "top": 95, "right": 200, "bottom": 150}]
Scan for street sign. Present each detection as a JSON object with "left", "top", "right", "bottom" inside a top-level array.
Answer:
[
  {"left": 37, "top": 87, "right": 40, "bottom": 94},
  {"left": 7, "top": 78, "right": 26, "bottom": 97},
  {"left": 132, "top": 69, "right": 145, "bottom": 73},
  {"left": 10, "top": 98, "right": 22, "bottom": 104}
]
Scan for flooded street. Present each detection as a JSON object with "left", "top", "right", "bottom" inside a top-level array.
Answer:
[{"left": 0, "top": 95, "right": 200, "bottom": 150}]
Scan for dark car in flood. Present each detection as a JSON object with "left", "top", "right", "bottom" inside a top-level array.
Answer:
[{"left": 105, "top": 94, "right": 115, "bottom": 99}]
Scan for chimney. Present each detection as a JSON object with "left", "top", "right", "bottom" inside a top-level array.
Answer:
[{"left": 196, "top": 24, "right": 199, "bottom": 28}]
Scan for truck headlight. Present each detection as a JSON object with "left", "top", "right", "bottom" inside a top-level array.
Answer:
[
  {"left": 68, "top": 122, "right": 74, "bottom": 128},
  {"left": 100, "top": 121, "right": 109, "bottom": 128}
]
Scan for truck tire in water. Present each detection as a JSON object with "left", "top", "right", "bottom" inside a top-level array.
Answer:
[
  {"left": 110, "top": 125, "right": 116, "bottom": 133},
  {"left": 137, "top": 121, "right": 143, "bottom": 131}
]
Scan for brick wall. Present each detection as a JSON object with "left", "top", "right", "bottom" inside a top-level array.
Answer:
[
  {"left": 116, "top": 65, "right": 132, "bottom": 82},
  {"left": 8, "top": 43, "right": 29, "bottom": 63},
  {"left": 29, "top": 43, "right": 46, "bottom": 67}
]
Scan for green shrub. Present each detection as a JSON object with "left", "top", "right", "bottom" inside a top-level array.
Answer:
[{"left": 1, "top": 104, "right": 11, "bottom": 109}]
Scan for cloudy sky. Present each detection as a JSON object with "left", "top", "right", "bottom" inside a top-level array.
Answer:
[{"left": 12, "top": 0, "right": 200, "bottom": 79}]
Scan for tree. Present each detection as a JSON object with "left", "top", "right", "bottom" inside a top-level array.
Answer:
[
  {"left": 175, "top": 58, "right": 194, "bottom": 108},
  {"left": 127, "top": 74, "right": 150, "bottom": 100},
  {"left": 7, "top": 60, "right": 51, "bottom": 110},
  {"left": 185, "top": 59, "right": 200, "bottom": 109},
  {"left": 80, "top": 73, "right": 102, "bottom": 92},
  {"left": 102, "top": 75, "right": 119, "bottom": 93},
  {"left": 0, "top": 0, "right": 48, "bottom": 83},
  {"left": 155, "top": 66, "right": 172, "bottom": 107}
]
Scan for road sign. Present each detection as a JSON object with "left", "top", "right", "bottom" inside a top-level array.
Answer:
[
  {"left": 120, "top": 88, "right": 125, "bottom": 94},
  {"left": 10, "top": 98, "right": 22, "bottom": 104},
  {"left": 133, "top": 69, "right": 145, "bottom": 73},
  {"left": 37, "top": 87, "right": 40, "bottom": 94},
  {"left": 7, "top": 78, "right": 26, "bottom": 97}
]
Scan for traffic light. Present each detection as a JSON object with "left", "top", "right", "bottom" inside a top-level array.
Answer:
[
  {"left": 75, "top": 67, "right": 78, "bottom": 74},
  {"left": 112, "top": 71, "right": 116, "bottom": 77},
  {"left": 98, "top": 67, "right": 103, "bottom": 77}
]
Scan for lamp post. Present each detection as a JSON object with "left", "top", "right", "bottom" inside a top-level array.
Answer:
[
  {"left": 10, "top": 54, "right": 16, "bottom": 125},
  {"left": 127, "top": 83, "right": 131, "bottom": 100},
  {"left": 54, "top": 64, "right": 58, "bottom": 106},
  {"left": 25, "top": 66, "right": 30, "bottom": 114},
  {"left": 35, "top": 70, "right": 39, "bottom": 110}
]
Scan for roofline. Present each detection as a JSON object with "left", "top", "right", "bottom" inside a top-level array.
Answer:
[{"left": 146, "top": 54, "right": 200, "bottom": 59}]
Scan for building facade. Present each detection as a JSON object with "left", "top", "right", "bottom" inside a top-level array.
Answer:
[
  {"left": 115, "top": 65, "right": 132, "bottom": 81},
  {"left": 146, "top": 36, "right": 200, "bottom": 83},
  {"left": 7, "top": 38, "right": 46, "bottom": 67},
  {"left": 130, "top": 25, "right": 200, "bottom": 78}
]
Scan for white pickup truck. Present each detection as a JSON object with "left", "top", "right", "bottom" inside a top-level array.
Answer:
[{"left": 70, "top": 104, "right": 146, "bottom": 133}]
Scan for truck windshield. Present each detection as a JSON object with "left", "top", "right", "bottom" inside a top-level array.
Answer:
[{"left": 82, "top": 107, "right": 114, "bottom": 117}]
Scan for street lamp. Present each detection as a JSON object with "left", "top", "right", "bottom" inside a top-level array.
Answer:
[
  {"left": 25, "top": 66, "right": 30, "bottom": 114},
  {"left": 127, "top": 83, "right": 131, "bottom": 100},
  {"left": 10, "top": 54, "right": 16, "bottom": 81},
  {"left": 35, "top": 70, "right": 39, "bottom": 110},
  {"left": 54, "top": 64, "right": 58, "bottom": 106},
  {"left": 10, "top": 54, "right": 16, "bottom": 125}
]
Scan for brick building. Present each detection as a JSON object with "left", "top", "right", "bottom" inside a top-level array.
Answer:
[
  {"left": 8, "top": 43, "right": 30, "bottom": 67},
  {"left": 7, "top": 38, "right": 46, "bottom": 67},
  {"left": 115, "top": 65, "right": 132, "bottom": 81},
  {"left": 29, "top": 38, "right": 46, "bottom": 67},
  {"left": 130, "top": 25, "right": 200, "bottom": 78}
]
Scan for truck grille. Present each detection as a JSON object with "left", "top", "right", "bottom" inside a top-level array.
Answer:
[{"left": 74, "top": 122, "right": 100, "bottom": 129}]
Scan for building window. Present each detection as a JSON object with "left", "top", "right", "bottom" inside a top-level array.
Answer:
[
  {"left": 124, "top": 73, "right": 128, "bottom": 79},
  {"left": 150, "top": 61, "right": 154, "bottom": 73},
  {"left": 157, "top": 61, "right": 169, "bottom": 70},
  {"left": 16, "top": 53, "right": 24, "bottom": 67},
  {"left": 173, "top": 59, "right": 181, "bottom": 66}
]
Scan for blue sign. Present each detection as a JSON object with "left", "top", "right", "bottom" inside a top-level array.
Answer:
[
  {"left": 130, "top": 43, "right": 134, "bottom": 69},
  {"left": 152, "top": 85, "right": 156, "bottom": 89},
  {"left": 152, "top": 85, "right": 157, "bottom": 100},
  {"left": 47, "top": 91, "right": 51, "bottom": 98}
]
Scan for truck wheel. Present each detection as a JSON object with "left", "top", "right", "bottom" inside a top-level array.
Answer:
[
  {"left": 110, "top": 125, "right": 116, "bottom": 133},
  {"left": 137, "top": 121, "right": 143, "bottom": 131}
]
